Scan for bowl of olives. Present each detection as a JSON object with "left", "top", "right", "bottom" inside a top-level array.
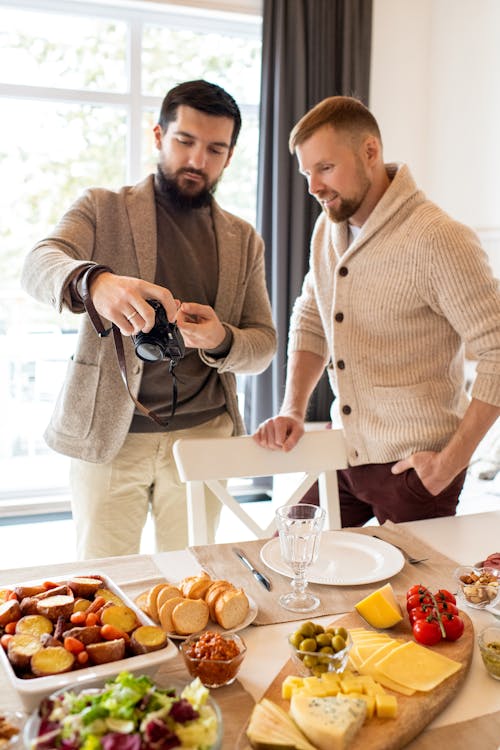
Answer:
[{"left": 288, "top": 621, "right": 352, "bottom": 677}]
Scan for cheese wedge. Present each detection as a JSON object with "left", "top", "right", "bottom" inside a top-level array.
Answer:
[
  {"left": 246, "top": 698, "right": 317, "bottom": 750},
  {"left": 354, "top": 583, "right": 403, "bottom": 628},
  {"left": 375, "top": 640, "right": 462, "bottom": 691},
  {"left": 290, "top": 693, "right": 367, "bottom": 750}
]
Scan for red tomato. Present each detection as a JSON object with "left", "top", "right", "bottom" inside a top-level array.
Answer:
[
  {"left": 406, "top": 593, "right": 433, "bottom": 613},
  {"left": 406, "top": 584, "right": 429, "bottom": 600},
  {"left": 413, "top": 617, "right": 442, "bottom": 646},
  {"left": 409, "top": 605, "right": 433, "bottom": 624},
  {"left": 440, "top": 613, "right": 464, "bottom": 641},
  {"left": 434, "top": 589, "right": 456, "bottom": 604},
  {"left": 436, "top": 600, "right": 458, "bottom": 615}
]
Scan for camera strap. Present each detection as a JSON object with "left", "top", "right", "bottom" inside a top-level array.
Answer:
[{"left": 80, "top": 265, "right": 177, "bottom": 427}]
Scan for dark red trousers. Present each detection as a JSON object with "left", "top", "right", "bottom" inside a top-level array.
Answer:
[{"left": 300, "top": 462, "right": 467, "bottom": 527}]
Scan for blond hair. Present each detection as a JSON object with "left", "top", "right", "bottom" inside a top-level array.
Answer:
[{"left": 289, "top": 96, "right": 381, "bottom": 154}]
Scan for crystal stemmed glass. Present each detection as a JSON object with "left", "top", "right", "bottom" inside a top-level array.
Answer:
[{"left": 275, "top": 503, "right": 325, "bottom": 612}]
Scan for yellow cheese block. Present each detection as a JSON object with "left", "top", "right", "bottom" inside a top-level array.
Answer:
[
  {"left": 375, "top": 641, "right": 462, "bottom": 691},
  {"left": 354, "top": 583, "right": 403, "bottom": 628},
  {"left": 375, "top": 693, "right": 398, "bottom": 718}
]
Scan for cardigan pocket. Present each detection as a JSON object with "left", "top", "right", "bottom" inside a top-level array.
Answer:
[
  {"left": 50, "top": 358, "right": 99, "bottom": 439},
  {"left": 371, "top": 381, "right": 450, "bottom": 419}
]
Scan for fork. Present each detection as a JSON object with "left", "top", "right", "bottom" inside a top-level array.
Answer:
[{"left": 372, "top": 535, "right": 428, "bottom": 565}]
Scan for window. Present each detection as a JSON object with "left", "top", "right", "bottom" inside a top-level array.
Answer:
[{"left": 0, "top": 0, "right": 262, "bottom": 509}]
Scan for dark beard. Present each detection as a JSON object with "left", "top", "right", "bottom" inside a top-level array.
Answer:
[{"left": 156, "top": 165, "right": 216, "bottom": 210}]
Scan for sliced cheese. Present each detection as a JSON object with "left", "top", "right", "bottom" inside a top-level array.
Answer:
[
  {"left": 375, "top": 640, "right": 462, "bottom": 691},
  {"left": 354, "top": 583, "right": 403, "bottom": 628},
  {"left": 290, "top": 693, "right": 367, "bottom": 750}
]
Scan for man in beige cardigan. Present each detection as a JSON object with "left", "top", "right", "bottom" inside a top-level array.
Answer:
[
  {"left": 254, "top": 95, "right": 500, "bottom": 525},
  {"left": 21, "top": 80, "right": 276, "bottom": 558}
]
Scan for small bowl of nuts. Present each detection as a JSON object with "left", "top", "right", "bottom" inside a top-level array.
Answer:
[
  {"left": 454, "top": 565, "right": 500, "bottom": 609},
  {"left": 288, "top": 621, "right": 352, "bottom": 677}
]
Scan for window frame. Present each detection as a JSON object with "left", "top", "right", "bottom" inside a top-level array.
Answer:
[{"left": 0, "top": 0, "right": 262, "bottom": 515}]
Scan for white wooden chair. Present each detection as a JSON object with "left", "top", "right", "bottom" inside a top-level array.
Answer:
[{"left": 172, "top": 429, "right": 347, "bottom": 545}]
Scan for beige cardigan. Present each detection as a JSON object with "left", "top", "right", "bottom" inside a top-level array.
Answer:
[
  {"left": 21, "top": 175, "right": 276, "bottom": 462},
  {"left": 289, "top": 164, "right": 500, "bottom": 465}
]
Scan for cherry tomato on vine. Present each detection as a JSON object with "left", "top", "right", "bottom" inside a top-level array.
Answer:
[
  {"left": 412, "top": 617, "right": 443, "bottom": 646},
  {"left": 434, "top": 589, "right": 456, "bottom": 604},
  {"left": 406, "top": 593, "right": 433, "bottom": 613},
  {"left": 406, "top": 584, "right": 429, "bottom": 600},
  {"left": 409, "top": 605, "right": 433, "bottom": 624},
  {"left": 440, "top": 613, "right": 464, "bottom": 641},
  {"left": 436, "top": 600, "right": 459, "bottom": 616}
]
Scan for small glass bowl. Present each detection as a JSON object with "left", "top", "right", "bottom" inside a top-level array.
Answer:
[
  {"left": 454, "top": 565, "right": 500, "bottom": 609},
  {"left": 0, "top": 710, "right": 25, "bottom": 749},
  {"left": 288, "top": 630, "right": 352, "bottom": 677},
  {"left": 477, "top": 625, "right": 500, "bottom": 681},
  {"left": 179, "top": 631, "right": 246, "bottom": 688}
]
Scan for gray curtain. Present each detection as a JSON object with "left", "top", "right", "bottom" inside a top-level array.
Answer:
[{"left": 245, "top": 0, "right": 372, "bottom": 432}]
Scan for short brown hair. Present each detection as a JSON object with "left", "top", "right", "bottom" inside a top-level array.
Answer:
[{"left": 289, "top": 96, "right": 381, "bottom": 153}]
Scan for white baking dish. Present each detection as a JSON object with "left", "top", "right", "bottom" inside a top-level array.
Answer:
[{"left": 0, "top": 571, "right": 176, "bottom": 712}]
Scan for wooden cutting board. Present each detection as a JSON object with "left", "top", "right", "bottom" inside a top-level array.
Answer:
[{"left": 238, "top": 604, "right": 474, "bottom": 750}]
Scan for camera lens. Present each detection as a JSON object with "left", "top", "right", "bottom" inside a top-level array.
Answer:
[{"left": 135, "top": 339, "right": 165, "bottom": 362}]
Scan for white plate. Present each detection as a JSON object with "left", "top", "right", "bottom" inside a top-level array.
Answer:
[
  {"left": 260, "top": 531, "right": 405, "bottom": 585},
  {"left": 167, "top": 594, "right": 258, "bottom": 640}
]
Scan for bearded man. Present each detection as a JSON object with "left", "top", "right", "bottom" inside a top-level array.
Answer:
[
  {"left": 21, "top": 80, "right": 276, "bottom": 558},
  {"left": 254, "top": 95, "right": 500, "bottom": 526}
]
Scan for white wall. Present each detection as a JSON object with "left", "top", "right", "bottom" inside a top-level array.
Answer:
[{"left": 370, "top": 0, "right": 500, "bottom": 275}]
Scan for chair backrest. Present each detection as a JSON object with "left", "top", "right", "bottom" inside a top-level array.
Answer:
[{"left": 173, "top": 429, "right": 347, "bottom": 545}]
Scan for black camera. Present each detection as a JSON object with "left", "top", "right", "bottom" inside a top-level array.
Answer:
[{"left": 133, "top": 299, "right": 185, "bottom": 363}]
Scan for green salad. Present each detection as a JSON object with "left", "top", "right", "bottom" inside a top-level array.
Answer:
[{"left": 32, "top": 671, "right": 220, "bottom": 750}]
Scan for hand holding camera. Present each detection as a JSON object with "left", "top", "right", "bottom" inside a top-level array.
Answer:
[
  {"left": 176, "top": 301, "right": 227, "bottom": 350},
  {"left": 88, "top": 272, "right": 179, "bottom": 335}
]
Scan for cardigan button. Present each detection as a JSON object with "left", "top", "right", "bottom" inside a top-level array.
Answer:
[
  {"left": 339, "top": 266, "right": 348, "bottom": 277},
  {"left": 335, "top": 312, "right": 344, "bottom": 322},
  {"left": 342, "top": 405, "right": 352, "bottom": 415}
]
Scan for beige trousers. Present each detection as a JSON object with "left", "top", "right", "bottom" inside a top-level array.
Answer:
[{"left": 70, "top": 412, "right": 234, "bottom": 560}]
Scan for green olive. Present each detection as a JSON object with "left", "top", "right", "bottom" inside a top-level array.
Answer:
[
  {"left": 314, "top": 623, "right": 325, "bottom": 634},
  {"left": 331, "top": 635, "right": 347, "bottom": 652},
  {"left": 319, "top": 646, "right": 334, "bottom": 655},
  {"left": 289, "top": 631, "right": 303, "bottom": 649},
  {"left": 298, "top": 621, "right": 316, "bottom": 638},
  {"left": 303, "top": 654, "right": 318, "bottom": 668},
  {"left": 334, "top": 627, "right": 348, "bottom": 641},
  {"left": 316, "top": 633, "right": 333, "bottom": 647},
  {"left": 299, "top": 638, "right": 318, "bottom": 652}
]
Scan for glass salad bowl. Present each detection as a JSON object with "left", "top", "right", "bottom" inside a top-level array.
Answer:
[{"left": 23, "top": 671, "right": 222, "bottom": 750}]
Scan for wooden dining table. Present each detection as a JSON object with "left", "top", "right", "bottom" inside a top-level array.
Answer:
[{"left": 1, "top": 510, "right": 499, "bottom": 749}]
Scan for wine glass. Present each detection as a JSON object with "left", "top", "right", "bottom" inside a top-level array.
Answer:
[{"left": 275, "top": 503, "right": 325, "bottom": 612}]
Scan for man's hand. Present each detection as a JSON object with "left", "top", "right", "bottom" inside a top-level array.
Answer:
[
  {"left": 89, "top": 273, "right": 179, "bottom": 335},
  {"left": 391, "top": 450, "right": 458, "bottom": 496},
  {"left": 253, "top": 415, "right": 305, "bottom": 452},
  {"left": 176, "top": 302, "right": 226, "bottom": 349}
]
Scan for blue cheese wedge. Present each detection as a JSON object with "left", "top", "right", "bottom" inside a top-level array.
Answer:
[{"left": 290, "top": 693, "right": 367, "bottom": 750}]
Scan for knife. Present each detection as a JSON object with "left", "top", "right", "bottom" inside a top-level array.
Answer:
[{"left": 232, "top": 547, "right": 272, "bottom": 591}]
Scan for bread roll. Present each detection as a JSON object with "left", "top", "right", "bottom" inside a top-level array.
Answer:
[
  {"left": 171, "top": 598, "right": 210, "bottom": 635},
  {"left": 156, "top": 585, "right": 182, "bottom": 611},
  {"left": 205, "top": 581, "right": 235, "bottom": 621},
  {"left": 214, "top": 588, "right": 249, "bottom": 630},
  {"left": 158, "top": 596, "right": 186, "bottom": 632},
  {"left": 146, "top": 583, "right": 170, "bottom": 624}
]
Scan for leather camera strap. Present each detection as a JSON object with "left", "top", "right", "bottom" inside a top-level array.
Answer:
[{"left": 80, "top": 265, "right": 176, "bottom": 427}]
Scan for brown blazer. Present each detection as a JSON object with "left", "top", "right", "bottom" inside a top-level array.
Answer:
[{"left": 21, "top": 175, "right": 276, "bottom": 462}]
